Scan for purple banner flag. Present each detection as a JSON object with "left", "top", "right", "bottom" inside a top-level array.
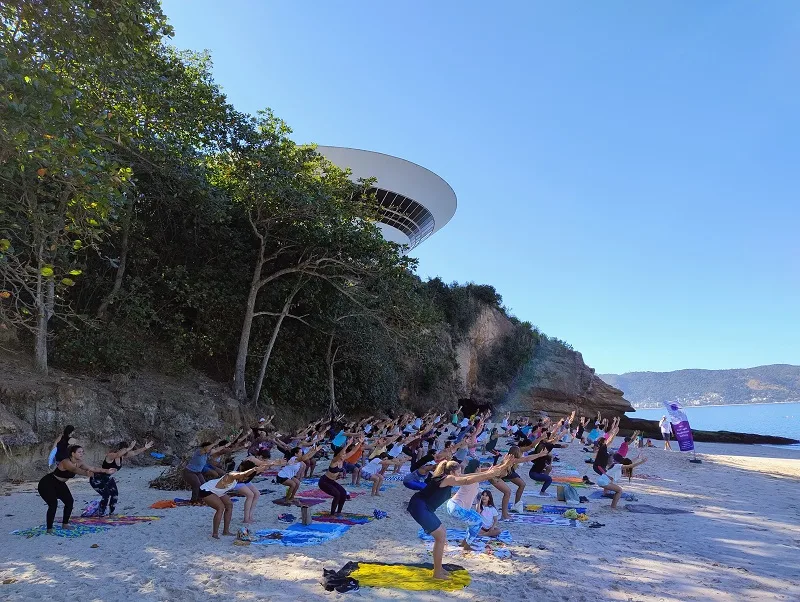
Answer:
[{"left": 662, "top": 401, "right": 695, "bottom": 452}]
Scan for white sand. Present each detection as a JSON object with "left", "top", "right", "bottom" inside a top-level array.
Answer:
[{"left": 1, "top": 442, "right": 799, "bottom": 601}]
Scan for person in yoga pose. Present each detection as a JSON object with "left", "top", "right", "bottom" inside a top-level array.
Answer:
[
  {"left": 37, "top": 445, "right": 116, "bottom": 533},
  {"left": 407, "top": 457, "right": 512, "bottom": 580},
  {"left": 228, "top": 455, "right": 286, "bottom": 523},
  {"left": 200, "top": 465, "right": 267, "bottom": 538},
  {"left": 356, "top": 454, "right": 401, "bottom": 496},
  {"left": 90, "top": 440, "right": 153, "bottom": 516},
  {"left": 52, "top": 425, "right": 78, "bottom": 464},
  {"left": 277, "top": 445, "right": 319, "bottom": 504},
  {"left": 596, "top": 456, "right": 648, "bottom": 508},
  {"left": 183, "top": 440, "right": 230, "bottom": 503},
  {"left": 318, "top": 439, "right": 359, "bottom": 515},
  {"left": 476, "top": 489, "right": 501, "bottom": 537},
  {"left": 489, "top": 446, "right": 544, "bottom": 517},
  {"left": 445, "top": 459, "right": 492, "bottom": 550}
]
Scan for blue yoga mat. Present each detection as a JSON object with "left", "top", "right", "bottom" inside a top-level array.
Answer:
[{"left": 252, "top": 522, "right": 349, "bottom": 546}]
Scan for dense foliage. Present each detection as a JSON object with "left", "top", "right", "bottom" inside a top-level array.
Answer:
[{"left": 1, "top": 1, "right": 556, "bottom": 415}]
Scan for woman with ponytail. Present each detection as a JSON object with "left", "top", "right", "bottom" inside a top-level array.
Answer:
[{"left": 407, "top": 456, "right": 512, "bottom": 580}]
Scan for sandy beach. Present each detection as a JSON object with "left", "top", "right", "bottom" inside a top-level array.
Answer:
[{"left": 1, "top": 441, "right": 798, "bottom": 602}]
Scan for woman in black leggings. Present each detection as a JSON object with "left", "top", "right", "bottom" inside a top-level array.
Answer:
[
  {"left": 317, "top": 439, "right": 355, "bottom": 515},
  {"left": 37, "top": 445, "right": 116, "bottom": 533}
]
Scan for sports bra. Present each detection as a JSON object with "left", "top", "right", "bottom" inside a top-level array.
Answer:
[
  {"left": 327, "top": 464, "right": 344, "bottom": 474},
  {"left": 52, "top": 466, "right": 76, "bottom": 480},
  {"left": 102, "top": 456, "right": 121, "bottom": 471}
]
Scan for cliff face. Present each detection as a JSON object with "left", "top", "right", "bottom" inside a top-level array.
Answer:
[
  {"left": 452, "top": 306, "right": 632, "bottom": 417},
  {"left": 499, "top": 338, "right": 633, "bottom": 417},
  {"left": 0, "top": 354, "right": 246, "bottom": 479}
]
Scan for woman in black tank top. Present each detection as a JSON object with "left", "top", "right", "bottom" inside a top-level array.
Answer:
[
  {"left": 37, "top": 445, "right": 117, "bottom": 533},
  {"left": 407, "top": 458, "right": 512, "bottom": 580},
  {"left": 90, "top": 440, "right": 153, "bottom": 516}
]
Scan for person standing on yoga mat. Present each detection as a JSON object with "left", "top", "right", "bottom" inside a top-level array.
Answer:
[
  {"left": 318, "top": 439, "right": 358, "bottom": 515},
  {"left": 277, "top": 445, "right": 320, "bottom": 504},
  {"left": 90, "top": 439, "right": 153, "bottom": 516},
  {"left": 200, "top": 465, "right": 267, "bottom": 538},
  {"left": 407, "top": 457, "right": 512, "bottom": 580},
  {"left": 37, "top": 445, "right": 116, "bottom": 534}
]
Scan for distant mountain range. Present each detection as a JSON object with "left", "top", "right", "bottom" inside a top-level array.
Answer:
[{"left": 600, "top": 364, "right": 800, "bottom": 409}]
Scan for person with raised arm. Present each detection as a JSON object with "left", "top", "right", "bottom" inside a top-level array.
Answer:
[
  {"left": 183, "top": 440, "right": 231, "bottom": 503},
  {"left": 199, "top": 464, "right": 269, "bottom": 538},
  {"left": 407, "top": 456, "right": 514, "bottom": 580},
  {"left": 276, "top": 445, "right": 320, "bottom": 504},
  {"left": 90, "top": 439, "right": 153, "bottom": 516},
  {"left": 37, "top": 445, "right": 116, "bottom": 533}
]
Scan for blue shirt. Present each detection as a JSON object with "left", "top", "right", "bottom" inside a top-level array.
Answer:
[
  {"left": 332, "top": 430, "right": 347, "bottom": 447},
  {"left": 186, "top": 449, "right": 208, "bottom": 472}
]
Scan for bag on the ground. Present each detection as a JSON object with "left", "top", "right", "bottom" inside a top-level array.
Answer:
[
  {"left": 562, "top": 484, "right": 581, "bottom": 505},
  {"left": 81, "top": 500, "right": 101, "bottom": 517}
]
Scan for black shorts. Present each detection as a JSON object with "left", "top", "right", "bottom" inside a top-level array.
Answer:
[
  {"left": 276, "top": 476, "right": 289, "bottom": 484},
  {"left": 502, "top": 470, "right": 520, "bottom": 482}
]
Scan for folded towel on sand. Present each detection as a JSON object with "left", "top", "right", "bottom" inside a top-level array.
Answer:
[
  {"left": 150, "top": 499, "right": 202, "bottom": 509},
  {"left": 313, "top": 512, "right": 374, "bottom": 525},
  {"left": 252, "top": 522, "right": 349, "bottom": 546},
  {"left": 625, "top": 504, "right": 691, "bottom": 515},
  {"left": 329, "top": 561, "right": 470, "bottom": 591},
  {"left": 418, "top": 528, "right": 512, "bottom": 545},
  {"left": 69, "top": 515, "right": 161, "bottom": 527},
  {"left": 12, "top": 524, "right": 109, "bottom": 538},
  {"left": 587, "top": 490, "right": 616, "bottom": 500},
  {"left": 504, "top": 514, "right": 583, "bottom": 527},
  {"left": 524, "top": 504, "right": 587, "bottom": 514}
]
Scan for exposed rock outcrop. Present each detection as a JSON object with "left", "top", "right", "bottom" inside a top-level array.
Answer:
[
  {"left": 0, "top": 354, "right": 248, "bottom": 479},
  {"left": 498, "top": 338, "right": 633, "bottom": 417},
  {"left": 455, "top": 306, "right": 514, "bottom": 399}
]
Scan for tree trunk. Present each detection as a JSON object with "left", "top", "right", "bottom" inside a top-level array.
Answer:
[
  {"left": 250, "top": 278, "right": 304, "bottom": 405},
  {"left": 97, "top": 193, "right": 134, "bottom": 320},
  {"left": 233, "top": 252, "right": 263, "bottom": 400},
  {"left": 326, "top": 332, "right": 339, "bottom": 418},
  {"left": 33, "top": 240, "right": 48, "bottom": 375}
]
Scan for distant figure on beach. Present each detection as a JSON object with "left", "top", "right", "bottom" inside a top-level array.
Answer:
[{"left": 659, "top": 416, "right": 673, "bottom": 451}]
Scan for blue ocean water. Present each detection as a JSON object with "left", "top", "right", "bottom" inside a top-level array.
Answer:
[{"left": 631, "top": 402, "right": 800, "bottom": 443}]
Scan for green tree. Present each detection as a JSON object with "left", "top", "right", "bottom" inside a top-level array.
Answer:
[{"left": 0, "top": 0, "right": 171, "bottom": 373}]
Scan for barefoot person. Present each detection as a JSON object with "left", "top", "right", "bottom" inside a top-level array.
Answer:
[
  {"left": 90, "top": 440, "right": 153, "bottom": 516},
  {"left": 183, "top": 441, "right": 230, "bottom": 503},
  {"left": 277, "top": 446, "right": 319, "bottom": 504},
  {"left": 199, "top": 465, "right": 266, "bottom": 539},
  {"left": 407, "top": 458, "right": 511, "bottom": 580},
  {"left": 445, "top": 459, "right": 490, "bottom": 551},
  {"left": 318, "top": 440, "right": 354, "bottom": 516},
  {"left": 37, "top": 445, "right": 116, "bottom": 534},
  {"left": 596, "top": 456, "right": 648, "bottom": 509}
]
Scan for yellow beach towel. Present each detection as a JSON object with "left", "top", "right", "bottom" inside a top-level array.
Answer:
[{"left": 349, "top": 562, "right": 471, "bottom": 591}]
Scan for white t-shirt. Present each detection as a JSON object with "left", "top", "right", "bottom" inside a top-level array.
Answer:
[
  {"left": 660, "top": 419, "right": 672, "bottom": 434},
  {"left": 361, "top": 457, "right": 383, "bottom": 476},
  {"left": 278, "top": 458, "right": 302, "bottom": 479},
  {"left": 460, "top": 418, "right": 469, "bottom": 427},
  {"left": 607, "top": 463, "right": 623, "bottom": 482},
  {"left": 433, "top": 416, "right": 441, "bottom": 424},
  {"left": 387, "top": 445, "right": 404, "bottom": 458},
  {"left": 413, "top": 417, "right": 423, "bottom": 429},
  {"left": 364, "top": 424, "right": 372, "bottom": 434},
  {"left": 479, "top": 506, "right": 499, "bottom": 529},
  {"left": 200, "top": 478, "right": 236, "bottom": 496}
]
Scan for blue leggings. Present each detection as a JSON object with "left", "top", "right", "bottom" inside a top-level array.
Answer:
[
  {"left": 528, "top": 470, "right": 553, "bottom": 493},
  {"left": 445, "top": 500, "right": 482, "bottom": 542}
]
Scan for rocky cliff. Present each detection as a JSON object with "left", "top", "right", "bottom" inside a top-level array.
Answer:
[{"left": 453, "top": 307, "right": 632, "bottom": 417}]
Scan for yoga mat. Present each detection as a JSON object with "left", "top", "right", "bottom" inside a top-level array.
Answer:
[
  {"left": 347, "top": 562, "right": 470, "bottom": 591},
  {"left": 524, "top": 504, "right": 587, "bottom": 514},
  {"left": 417, "top": 528, "right": 512, "bottom": 545},
  {"left": 625, "top": 504, "right": 691, "bottom": 515},
  {"left": 12, "top": 524, "right": 109, "bottom": 538},
  {"left": 504, "top": 514, "right": 583, "bottom": 527},
  {"left": 252, "top": 522, "right": 349, "bottom": 546},
  {"left": 298, "top": 488, "right": 364, "bottom": 500},
  {"left": 69, "top": 515, "right": 161, "bottom": 527},
  {"left": 313, "top": 512, "right": 374, "bottom": 525}
]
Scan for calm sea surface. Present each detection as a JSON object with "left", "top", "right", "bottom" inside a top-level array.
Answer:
[{"left": 632, "top": 402, "right": 800, "bottom": 444}]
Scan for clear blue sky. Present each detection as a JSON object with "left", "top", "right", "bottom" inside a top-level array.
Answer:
[{"left": 161, "top": 0, "right": 799, "bottom": 375}]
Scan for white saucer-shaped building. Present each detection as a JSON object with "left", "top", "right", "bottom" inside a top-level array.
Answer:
[{"left": 316, "top": 146, "right": 457, "bottom": 249}]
